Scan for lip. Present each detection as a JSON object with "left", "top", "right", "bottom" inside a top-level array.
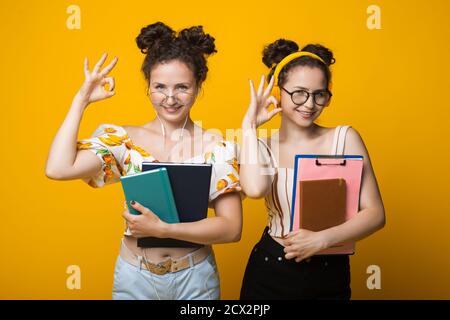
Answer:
[
  {"left": 161, "top": 105, "right": 183, "bottom": 113},
  {"left": 295, "top": 109, "right": 316, "bottom": 119}
]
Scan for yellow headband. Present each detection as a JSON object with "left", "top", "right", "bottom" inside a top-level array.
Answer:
[{"left": 271, "top": 51, "right": 330, "bottom": 101}]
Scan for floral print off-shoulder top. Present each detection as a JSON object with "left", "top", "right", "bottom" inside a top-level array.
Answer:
[{"left": 77, "top": 124, "right": 242, "bottom": 235}]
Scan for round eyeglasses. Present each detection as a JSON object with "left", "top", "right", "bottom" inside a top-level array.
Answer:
[{"left": 280, "top": 87, "right": 332, "bottom": 106}]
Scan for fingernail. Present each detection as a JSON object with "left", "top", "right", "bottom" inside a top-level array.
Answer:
[{"left": 130, "top": 200, "right": 135, "bottom": 205}]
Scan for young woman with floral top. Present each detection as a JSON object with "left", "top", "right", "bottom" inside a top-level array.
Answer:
[{"left": 46, "top": 22, "right": 242, "bottom": 300}]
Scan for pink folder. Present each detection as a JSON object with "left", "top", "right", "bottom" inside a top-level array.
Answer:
[{"left": 291, "top": 155, "right": 363, "bottom": 255}]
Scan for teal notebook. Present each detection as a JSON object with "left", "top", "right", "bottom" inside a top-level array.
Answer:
[{"left": 120, "top": 167, "right": 179, "bottom": 224}]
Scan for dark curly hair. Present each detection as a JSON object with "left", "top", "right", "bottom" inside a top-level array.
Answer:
[
  {"left": 262, "top": 39, "right": 335, "bottom": 88},
  {"left": 136, "top": 21, "right": 217, "bottom": 87}
]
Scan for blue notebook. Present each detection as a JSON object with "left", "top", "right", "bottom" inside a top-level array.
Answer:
[{"left": 120, "top": 168, "right": 179, "bottom": 224}]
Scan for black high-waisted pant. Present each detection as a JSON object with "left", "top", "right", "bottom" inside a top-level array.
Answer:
[{"left": 240, "top": 227, "right": 351, "bottom": 300}]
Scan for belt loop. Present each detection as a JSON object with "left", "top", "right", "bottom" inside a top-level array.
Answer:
[{"left": 188, "top": 254, "right": 194, "bottom": 268}]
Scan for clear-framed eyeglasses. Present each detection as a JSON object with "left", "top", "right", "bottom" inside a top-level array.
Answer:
[{"left": 148, "top": 87, "right": 195, "bottom": 103}]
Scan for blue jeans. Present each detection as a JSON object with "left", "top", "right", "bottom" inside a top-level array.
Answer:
[{"left": 112, "top": 253, "right": 220, "bottom": 300}]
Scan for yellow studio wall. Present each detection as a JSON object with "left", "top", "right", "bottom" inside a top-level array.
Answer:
[{"left": 0, "top": 0, "right": 449, "bottom": 299}]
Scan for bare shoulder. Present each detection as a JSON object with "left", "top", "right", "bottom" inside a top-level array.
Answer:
[
  {"left": 121, "top": 124, "right": 141, "bottom": 134},
  {"left": 344, "top": 127, "right": 369, "bottom": 156},
  {"left": 121, "top": 125, "right": 134, "bottom": 134},
  {"left": 122, "top": 124, "right": 157, "bottom": 139},
  {"left": 122, "top": 124, "right": 146, "bottom": 134}
]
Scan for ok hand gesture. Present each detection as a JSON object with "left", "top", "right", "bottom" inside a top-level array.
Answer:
[
  {"left": 75, "top": 52, "right": 118, "bottom": 106},
  {"left": 242, "top": 74, "right": 282, "bottom": 130}
]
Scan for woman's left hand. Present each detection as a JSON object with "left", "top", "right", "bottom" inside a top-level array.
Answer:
[
  {"left": 282, "top": 229, "right": 330, "bottom": 262},
  {"left": 122, "top": 201, "right": 169, "bottom": 238}
]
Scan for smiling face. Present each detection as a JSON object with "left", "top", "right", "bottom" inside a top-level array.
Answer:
[
  {"left": 148, "top": 59, "right": 198, "bottom": 123},
  {"left": 280, "top": 65, "right": 331, "bottom": 128}
]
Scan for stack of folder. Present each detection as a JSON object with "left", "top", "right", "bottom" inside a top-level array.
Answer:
[
  {"left": 291, "top": 155, "right": 363, "bottom": 255},
  {"left": 120, "top": 163, "right": 212, "bottom": 248}
]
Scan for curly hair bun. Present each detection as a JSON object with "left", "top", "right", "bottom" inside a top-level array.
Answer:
[
  {"left": 178, "top": 26, "right": 217, "bottom": 55},
  {"left": 301, "top": 44, "right": 335, "bottom": 66},
  {"left": 136, "top": 21, "right": 175, "bottom": 54},
  {"left": 262, "top": 39, "right": 299, "bottom": 68}
]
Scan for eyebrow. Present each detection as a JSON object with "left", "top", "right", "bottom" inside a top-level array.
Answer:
[
  {"left": 292, "top": 86, "right": 327, "bottom": 92},
  {"left": 152, "top": 82, "right": 191, "bottom": 86}
]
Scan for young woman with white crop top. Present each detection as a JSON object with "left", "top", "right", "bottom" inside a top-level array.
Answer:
[{"left": 239, "top": 39, "right": 385, "bottom": 300}]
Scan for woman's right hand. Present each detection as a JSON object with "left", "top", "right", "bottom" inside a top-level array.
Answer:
[
  {"left": 74, "top": 52, "right": 118, "bottom": 106},
  {"left": 242, "top": 74, "right": 282, "bottom": 130}
]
